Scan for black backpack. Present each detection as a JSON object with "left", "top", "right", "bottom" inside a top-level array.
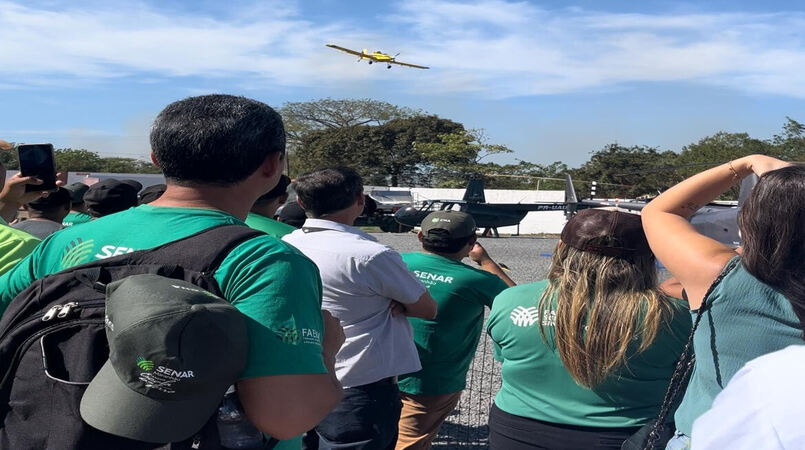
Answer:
[{"left": 0, "top": 224, "right": 264, "bottom": 450}]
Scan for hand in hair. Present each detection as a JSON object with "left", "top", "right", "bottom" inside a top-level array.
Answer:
[{"left": 744, "top": 154, "right": 792, "bottom": 177}]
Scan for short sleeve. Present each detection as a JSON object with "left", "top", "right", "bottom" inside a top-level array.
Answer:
[
  {"left": 0, "top": 230, "right": 41, "bottom": 313},
  {"left": 362, "top": 249, "right": 426, "bottom": 305},
  {"left": 477, "top": 271, "right": 509, "bottom": 308},
  {"left": 215, "top": 236, "right": 327, "bottom": 379}
]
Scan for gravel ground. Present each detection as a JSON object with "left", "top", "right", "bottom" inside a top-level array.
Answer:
[{"left": 375, "top": 233, "right": 558, "bottom": 448}]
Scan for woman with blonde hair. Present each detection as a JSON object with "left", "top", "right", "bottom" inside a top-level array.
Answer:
[
  {"left": 641, "top": 155, "right": 804, "bottom": 449},
  {"left": 487, "top": 209, "right": 691, "bottom": 450}
]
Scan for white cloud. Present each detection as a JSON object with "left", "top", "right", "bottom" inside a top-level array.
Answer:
[{"left": 1, "top": 0, "right": 805, "bottom": 98}]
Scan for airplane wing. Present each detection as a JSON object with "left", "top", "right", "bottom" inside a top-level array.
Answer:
[
  {"left": 326, "top": 44, "right": 365, "bottom": 58},
  {"left": 389, "top": 60, "right": 429, "bottom": 69}
]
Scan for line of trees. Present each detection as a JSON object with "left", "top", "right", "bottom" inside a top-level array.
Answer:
[
  {"left": 282, "top": 98, "right": 805, "bottom": 199},
  {"left": 4, "top": 99, "right": 802, "bottom": 201},
  {"left": 0, "top": 148, "right": 160, "bottom": 174}
]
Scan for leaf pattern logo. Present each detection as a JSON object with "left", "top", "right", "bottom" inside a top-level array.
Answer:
[
  {"left": 60, "top": 238, "right": 95, "bottom": 270},
  {"left": 136, "top": 356, "right": 155, "bottom": 371}
]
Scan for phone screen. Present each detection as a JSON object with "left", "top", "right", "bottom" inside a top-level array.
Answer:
[{"left": 17, "top": 144, "right": 57, "bottom": 192}]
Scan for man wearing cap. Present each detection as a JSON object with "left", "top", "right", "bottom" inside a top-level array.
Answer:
[
  {"left": 62, "top": 182, "right": 92, "bottom": 227},
  {"left": 246, "top": 174, "right": 296, "bottom": 238},
  {"left": 283, "top": 167, "right": 437, "bottom": 450},
  {"left": 84, "top": 178, "right": 140, "bottom": 218},
  {"left": 396, "top": 211, "right": 515, "bottom": 450},
  {"left": 0, "top": 95, "right": 344, "bottom": 446},
  {"left": 12, "top": 187, "right": 71, "bottom": 239}
]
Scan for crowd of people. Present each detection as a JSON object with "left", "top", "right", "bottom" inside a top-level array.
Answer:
[{"left": 0, "top": 94, "right": 803, "bottom": 450}]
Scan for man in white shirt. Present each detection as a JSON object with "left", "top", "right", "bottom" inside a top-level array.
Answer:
[{"left": 284, "top": 167, "right": 437, "bottom": 450}]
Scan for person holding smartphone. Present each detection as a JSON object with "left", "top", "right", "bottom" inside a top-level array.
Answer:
[{"left": 0, "top": 141, "right": 42, "bottom": 275}]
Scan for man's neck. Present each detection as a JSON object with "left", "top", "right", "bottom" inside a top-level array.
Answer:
[
  {"left": 149, "top": 184, "right": 257, "bottom": 221},
  {"left": 314, "top": 211, "right": 357, "bottom": 226},
  {"left": 421, "top": 248, "right": 465, "bottom": 261}
]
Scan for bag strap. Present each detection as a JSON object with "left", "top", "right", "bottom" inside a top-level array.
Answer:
[
  {"left": 643, "top": 257, "right": 740, "bottom": 450},
  {"left": 62, "top": 224, "right": 264, "bottom": 276}
]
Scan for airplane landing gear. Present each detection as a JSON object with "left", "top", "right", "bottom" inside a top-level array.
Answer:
[
  {"left": 387, "top": 65, "right": 392, "bottom": 69},
  {"left": 368, "top": 60, "right": 373, "bottom": 64}
]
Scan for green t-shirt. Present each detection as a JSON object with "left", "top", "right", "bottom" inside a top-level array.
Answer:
[
  {"left": 245, "top": 212, "right": 296, "bottom": 238},
  {"left": 487, "top": 281, "right": 692, "bottom": 428},
  {"left": 674, "top": 258, "right": 802, "bottom": 435},
  {"left": 0, "top": 204, "right": 327, "bottom": 380},
  {"left": 0, "top": 223, "right": 40, "bottom": 276},
  {"left": 62, "top": 211, "right": 92, "bottom": 227},
  {"left": 398, "top": 252, "right": 508, "bottom": 395}
]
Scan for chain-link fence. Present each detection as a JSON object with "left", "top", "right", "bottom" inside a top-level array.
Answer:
[{"left": 433, "top": 329, "right": 501, "bottom": 449}]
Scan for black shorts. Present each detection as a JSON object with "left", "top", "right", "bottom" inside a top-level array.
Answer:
[{"left": 488, "top": 403, "right": 642, "bottom": 450}]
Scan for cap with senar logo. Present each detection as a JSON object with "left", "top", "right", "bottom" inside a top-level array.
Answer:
[
  {"left": 420, "top": 211, "right": 477, "bottom": 239},
  {"left": 80, "top": 274, "right": 249, "bottom": 443}
]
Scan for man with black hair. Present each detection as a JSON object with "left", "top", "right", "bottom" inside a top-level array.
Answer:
[
  {"left": 0, "top": 95, "right": 344, "bottom": 448},
  {"left": 396, "top": 210, "right": 514, "bottom": 450},
  {"left": 246, "top": 174, "right": 296, "bottom": 237},
  {"left": 12, "top": 187, "right": 70, "bottom": 239},
  {"left": 62, "top": 182, "right": 92, "bottom": 227},
  {"left": 284, "top": 166, "right": 437, "bottom": 450}
]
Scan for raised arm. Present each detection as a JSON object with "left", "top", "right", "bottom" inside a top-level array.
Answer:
[
  {"left": 469, "top": 242, "right": 516, "bottom": 287},
  {"left": 641, "top": 155, "right": 791, "bottom": 309}
]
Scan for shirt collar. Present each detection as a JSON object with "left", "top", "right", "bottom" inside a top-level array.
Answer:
[{"left": 301, "top": 218, "right": 378, "bottom": 242}]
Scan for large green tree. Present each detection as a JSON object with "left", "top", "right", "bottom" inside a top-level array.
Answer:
[
  {"left": 415, "top": 129, "right": 513, "bottom": 187},
  {"left": 294, "top": 115, "right": 463, "bottom": 185},
  {"left": 572, "top": 144, "right": 679, "bottom": 198},
  {"left": 280, "top": 98, "right": 418, "bottom": 148}
]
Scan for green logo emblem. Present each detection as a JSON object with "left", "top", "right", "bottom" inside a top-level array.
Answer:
[
  {"left": 431, "top": 217, "right": 440, "bottom": 223},
  {"left": 60, "top": 238, "right": 95, "bottom": 270},
  {"left": 136, "top": 357, "right": 155, "bottom": 371},
  {"left": 274, "top": 316, "right": 301, "bottom": 345}
]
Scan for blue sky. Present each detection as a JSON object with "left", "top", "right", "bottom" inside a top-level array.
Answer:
[{"left": 2, "top": 0, "right": 805, "bottom": 168}]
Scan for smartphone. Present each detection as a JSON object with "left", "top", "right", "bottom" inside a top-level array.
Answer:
[{"left": 17, "top": 144, "right": 57, "bottom": 192}]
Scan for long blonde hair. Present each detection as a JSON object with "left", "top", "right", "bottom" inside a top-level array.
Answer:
[{"left": 538, "top": 243, "right": 673, "bottom": 388}]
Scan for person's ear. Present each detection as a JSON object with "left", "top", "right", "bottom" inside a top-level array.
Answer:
[
  {"left": 260, "top": 152, "right": 283, "bottom": 178},
  {"left": 417, "top": 231, "right": 424, "bottom": 243},
  {"left": 150, "top": 152, "right": 161, "bottom": 167}
]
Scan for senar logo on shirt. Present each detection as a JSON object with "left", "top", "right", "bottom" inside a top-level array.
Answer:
[
  {"left": 95, "top": 245, "right": 136, "bottom": 259},
  {"left": 413, "top": 270, "right": 454, "bottom": 286},
  {"left": 509, "top": 306, "right": 539, "bottom": 327},
  {"left": 60, "top": 238, "right": 96, "bottom": 270}
]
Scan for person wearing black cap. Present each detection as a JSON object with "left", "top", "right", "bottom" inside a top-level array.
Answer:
[
  {"left": 485, "top": 209, "right": 692, "bottom": 450},
  {"left": 83, "top": 178, "right": 139, "bottom": 218},
  {"left": 396, "top": 211, "right": 514, "bottom": 450},
  {"left": 11, "top": 187, "right": 71, "bottom": 239},
  {"left": 138, "top": 183, "right": 166, "bottom": 204},
  {"left": 0, "top": 95, "right": 344, "bottom": 447},
  {"left": 62, "top": 182, "right": 92, "bottom": 227},
  {"left": 245, "top": 174, "right": 296, "bottom": 238},
  {"left": 277, "top": 200, "right": 307, "bottom": 229}
]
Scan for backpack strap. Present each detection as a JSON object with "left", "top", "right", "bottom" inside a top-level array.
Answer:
[
  {"left": 59, "top": 224, "right": 265, "bottom": 290},
  {"left": 127, "top": 224, "right": 265, "bottom": 273}
]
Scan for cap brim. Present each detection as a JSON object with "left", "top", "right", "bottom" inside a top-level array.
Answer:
[{"left": 80, "top": 361, "right": 225, "bottom": 443}]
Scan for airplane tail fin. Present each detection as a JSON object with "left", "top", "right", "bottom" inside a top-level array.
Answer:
[
  {"left": 463, "top": 175, "right": 486, "bottom": 203},
  {"left": 738, "top": 174, "right": 759, "bottom": 207},
  {"left": 564, "top": 173, "right": 578, "bottom": 218}
]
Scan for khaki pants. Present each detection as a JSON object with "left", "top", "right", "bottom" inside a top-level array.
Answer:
[{"left": 395, "top": 391, "right": 462, "bottom": 450}]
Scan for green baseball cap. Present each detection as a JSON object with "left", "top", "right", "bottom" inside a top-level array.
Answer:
[
  {"left": 420, "top": 211, "right": 477, "bottom": 239},
  {"left": 80, "top": 274, "right": 249, "bottom": 443}
]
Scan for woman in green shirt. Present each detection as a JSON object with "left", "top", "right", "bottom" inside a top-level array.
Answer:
[
  {"left": 642, "top": 155, "right": 805, "bottom": 449},
  {"left": 487, "top": 209, "right": 691, "bottom": 450}
]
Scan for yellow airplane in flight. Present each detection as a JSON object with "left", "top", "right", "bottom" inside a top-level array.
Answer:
[{"left": 326, "top": 44, "right": 429, "bottom": 69}]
